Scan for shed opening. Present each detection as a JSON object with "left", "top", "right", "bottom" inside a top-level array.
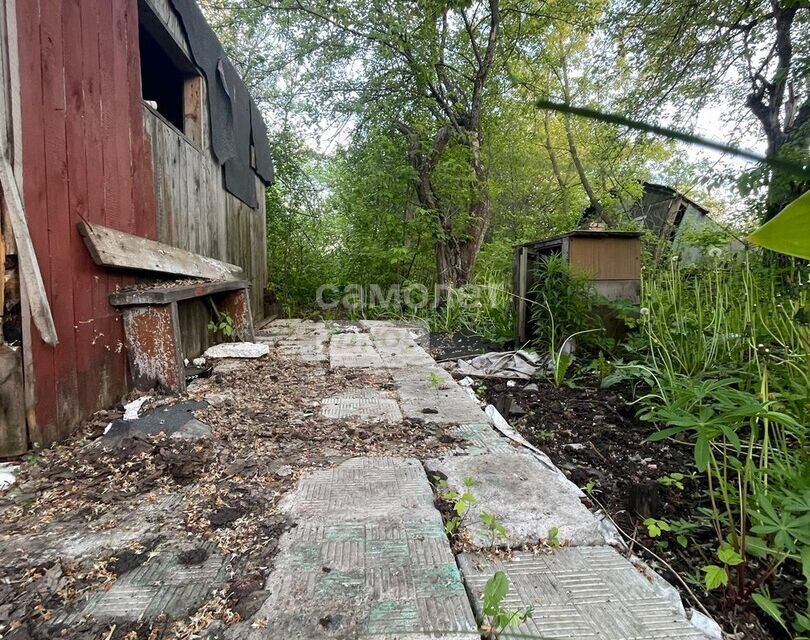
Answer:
[{"left": 138, "top": 0, "right": 203, "bottom": 146}]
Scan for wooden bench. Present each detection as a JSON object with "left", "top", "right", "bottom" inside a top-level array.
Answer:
[{"left": 110, "top": 280, "right": 254, "bottom": 393}]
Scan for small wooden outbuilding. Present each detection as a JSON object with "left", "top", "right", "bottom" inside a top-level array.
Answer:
[
  {"left": 513, "top": 231, "right": 642, "bottom": 344},
  {"left": 0, "top": 0, "right": 274, "bottom": 454}
]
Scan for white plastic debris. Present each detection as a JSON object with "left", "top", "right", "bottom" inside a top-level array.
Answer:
[
  {"left": 103, "top": 422, "right": 113, "bottom": 435},
  {"left": 0, "top": 463, "right": 18, "bottom": 490},
  {"left": 203, "top": 342, "right": 270, "bottom": 359},
  {"left": 458, "top": 376, "right": 475, "bottom": 387},
  {"left": 192, "top": 357, "right": 207, "bottom": 367},
  {"left": 453, "top": 350, "right": 545, "bottom": 380},
  {"left": 689, "top": 610, "right": 723, "bottom": 640},
  {"left": 123, "top": 396, "right": 151, "bottom": 421}
]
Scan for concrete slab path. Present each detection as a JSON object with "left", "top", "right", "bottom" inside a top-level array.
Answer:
[
  {"left": 0, "top": 319, "right": 715, "bottom": 639},
  {"left": 252, "top": 319, "right": 715, "bottom": 640}
]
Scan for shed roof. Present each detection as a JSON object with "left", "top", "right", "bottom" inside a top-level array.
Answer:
[
  {"left": 516, "top": 230, "right": 642, "bottom": 250},
  {"left": 642, "top": 182, "right": 709, "bottom": 214}
]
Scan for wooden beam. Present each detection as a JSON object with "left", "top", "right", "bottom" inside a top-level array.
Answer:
[
  {"left": 77, "top": 220, "right": 244, "bottom": 281},
  {"left": 109, "top": 278, "right": 249, "bottom": 306},
  {"left": 0, "top": 226, "right": 5, "bottom": 342}
]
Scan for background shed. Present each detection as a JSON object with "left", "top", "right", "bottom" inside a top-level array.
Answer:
[{"left": 513, "top": 231, "right": 642, "bottom": 344}]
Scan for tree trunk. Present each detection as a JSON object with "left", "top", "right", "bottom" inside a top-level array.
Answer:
[
  {"left": 745, "top": 1, "right": 803, "bottom": 221},
  {"left": 402, "top": 125, "right": 491, "bottom": 294},
  {"left": 543, "top": 112, "right": 566, "bottom": 193},
  {"left": 559, "top": 53, "right": 608, "bottom": 225}
]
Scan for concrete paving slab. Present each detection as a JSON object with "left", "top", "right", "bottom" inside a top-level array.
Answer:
[
  {"left": 425, "top": 452, "right": 606, "bottom": 547},
  {"left": 228, "top": 458, "right": 478, "bottom": 639},
  {"left": 446, "top": 423, "right": 517, "bottom": 455},
  {"left": 280, "top": 457, "right": 437, "bottom": 521},
  {"left": 458, "top": 548, "right": 710, "bottom": 640},
  {"left": 54, "top": 543, "right": 229, "bottom": 624},
  {"left": 321, "top": 389, "right": 403, "bottom": 423},
  {"left": 367, "top": 327, "right": 436, "bottom": 369},
  {"left": 261, "top": 336, "right": 329, "bottom": 362},
  {"left": 330, "top": 333, "right": 386, "bottom": 369},
  {"left": 392, "top": 366, "right": 489, "bottom": 424}
]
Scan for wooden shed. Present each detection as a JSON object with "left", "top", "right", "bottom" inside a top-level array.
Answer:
[
  {"left": 513, "top": 231, "right": 641, "bottom": 343},
  {"left": 0, "top": 0, "right": 273, "bottom": 454}
]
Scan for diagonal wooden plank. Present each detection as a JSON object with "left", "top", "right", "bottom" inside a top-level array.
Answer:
[{"left": 0, "top": 157, "right": 58, "bottom": 346}]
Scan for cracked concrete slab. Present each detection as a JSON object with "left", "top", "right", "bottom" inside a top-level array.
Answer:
[
  {"left": 367, "top": 327, "right": 436, "bottom": 369},
  {"left": 426, "top": 451, "right": 606, "bottom": 547},
  {"left": 330, "top": 333, "right": 386, "bottom": 369},
  {"left": 227, "top": 458, "right": 478, "bottom": 639},
  {"left": 257, "top": 321, "right": 330, "bottom": 362},
  {"left": 459, "top": 548, "right": 711, "bottom": 640},
  {"left": 321, "top": 389, "right": 403, "bottom": 423},
  {"left": 392, "top": 366, "right": 489, "bottom": 424},
  {"left": 446, "top": 423, "right": 517, "bottom": 455}
]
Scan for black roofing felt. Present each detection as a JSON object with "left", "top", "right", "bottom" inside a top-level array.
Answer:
[{"left": 169, "top": 0, "right": 274, "bottom": 207}]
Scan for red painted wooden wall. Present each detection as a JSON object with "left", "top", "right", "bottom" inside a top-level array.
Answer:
[{"left": 15, "top": 0, "right": 157, "bottom": 445}]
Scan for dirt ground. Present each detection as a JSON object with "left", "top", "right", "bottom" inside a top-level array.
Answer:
[
  {"left": 479, "top": 377, "right": 800, "bottom": 640},
  {"left": 0, "top": 354, "right": 462, "bottom": 640}
]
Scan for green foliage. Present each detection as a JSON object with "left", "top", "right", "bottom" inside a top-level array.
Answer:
[
  {"left": 547, "top": 526, "right": 562, "bottom": 548},
  {"left": 436, "top": 476, "right": 479, "bottom": 535},
  {"left": 480, "top": 571, "right": 534, "bottom": 639},
  {"left": 657, "top": 472, "right": 686, "bottom": 490},
  {"left": 752, "top": 589, "right": 787, "bottom": 631},
  {"left": 702, "top": 565, "right": 728, "bottom": 591},
  {"left": 480, "top": 512, "right": 508, "bottom": 550},
  {"left": 208, "top": 312, "right": 234, "bottom": 339},
  {"left": 530, "top": 255, "right": 601, "bottom": 353},
  {"left": 616, "top": 253, "right": 810, "bottom": 628},
  {"left": 643, "top": 518, "right": 670, "bottom": 538}
]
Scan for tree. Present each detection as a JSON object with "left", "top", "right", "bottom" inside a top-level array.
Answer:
[
  {"left": 210, "top": 0, "right": 565, "bottom": 290},
  {"left": 614, "top": 0, "right": 810, "bottom": 219}
]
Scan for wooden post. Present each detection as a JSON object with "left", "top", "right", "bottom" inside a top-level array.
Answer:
[
  {"left": 183, "top": 75, "right": 203, "bottom": 149},
  {"left": 220, "top": 286, "right": 255, "bottom": 342},
  {"left": 0, "top": 224, "right": 5, "bottom": 342},
  {"left": 0, "top": 345, "right": 26, "bottom": 455},
  {"left": 122, "top": 302, "right": 186, "bottom": 393}
]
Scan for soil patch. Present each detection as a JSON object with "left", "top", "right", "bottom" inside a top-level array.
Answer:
[
  {"left": 420, "top": 330, "right": 511, "bottom": 361},
  {"left": 481, "top": 378, "right": 799, "bottom": 640}
]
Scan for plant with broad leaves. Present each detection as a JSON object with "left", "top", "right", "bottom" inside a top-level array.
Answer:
[
  {"left": 435, "top": 476, "right": 479, "bottom": 535},
  {"left": 480, "top": 512, "right": 508, "bottom": 550},
  {"left": 657, "top": 472, "right": 686, "bottom": 490},
  {"left": 479, "top": 571, "right": 533, "bottom": 639},
  {"left": 643, "top": 518, "right": 670, "bottom": 538},
  {"left": 208, "top": 311, "right": 235, "bottom": 339}
]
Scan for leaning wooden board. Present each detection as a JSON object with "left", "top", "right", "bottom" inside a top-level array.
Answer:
[{"left": 77, "top": 220, "right": 244, "bottom": 281}]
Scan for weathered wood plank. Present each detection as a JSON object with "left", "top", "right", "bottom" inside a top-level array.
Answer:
[
  {"left": 110, "top": 279, "right": 249, "bottom": 306},
  {"left": 0, "top": 158, "right": 58, "bottom": 346},
  {"left": 183, "top": 76, "right": 203, "bottom": 149},
  {"left": 78, "top": 220, "right": 244, "bottom": 281},
  {"left": 122, "top": 301, "right": 186, "bottom": 393},
  {"left": 0, "top": 345, "right": 26, "bottom": 455}
]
